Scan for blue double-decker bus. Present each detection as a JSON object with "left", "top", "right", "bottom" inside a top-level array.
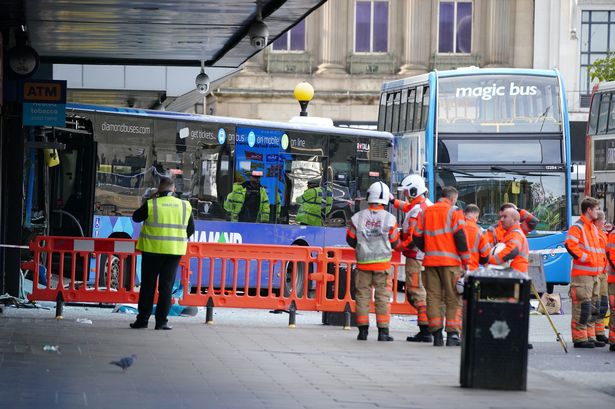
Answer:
[
  {"left": 378, "top": 68, "right": 572, "bottom": 290},
  {"left": 35, "top": 104, "right": 393, "bottom": 293}
]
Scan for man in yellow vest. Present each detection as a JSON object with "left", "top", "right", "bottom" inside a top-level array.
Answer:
[
  {"left": 130, "top": 177, "right": 194, "bottom": 330},
  {"left": 224, "top": 172, "right": 270, "bottom": 223}
]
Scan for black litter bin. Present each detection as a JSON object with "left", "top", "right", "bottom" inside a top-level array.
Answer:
[{"left": 460, "top": 268, "right": 531, "bottom": 391}]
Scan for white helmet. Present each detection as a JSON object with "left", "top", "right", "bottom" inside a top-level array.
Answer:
[
  {"left": 398, "top": 174, "right": 427, "bottom": 198},
  {"left": 367, "top": 181, "right": 390, "bottom": 205},
  {"left": 489, "top": 243, "right": 511, "bottom": 269}
]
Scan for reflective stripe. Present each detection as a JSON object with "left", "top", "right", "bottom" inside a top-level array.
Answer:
[
  {"left": 421, "top": 228, "right": 450, "bottom": 236},
  {"left": 74, "top": 240, "right": 94, "bottom": 252},
  {"left": 114, "top": 241, "right": 135, "bottom": 253},
  {"left": 445, "top": 206, "right": 454, "bottom": 231},
  {"left": 579, "top": 244, "right": 603, "bottom": 253},
  {"left": 472, "top": 230, "right": 481, "bottom": 252},
  {"left": 139, "top": 233, "right": 188, "bottom": 242},
  {"left": 424, "top": 251, "right": 461, "bottom": 260},
  {"left": 566, "top": 235, "right": 579, "bottom": 243},
  {"left": 574, "top": 264, "right": 603, "bottom": 273}
]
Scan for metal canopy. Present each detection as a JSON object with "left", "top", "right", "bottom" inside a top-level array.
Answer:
[{"left": 6, "top": 0, "right": 326, "bottom": 68}]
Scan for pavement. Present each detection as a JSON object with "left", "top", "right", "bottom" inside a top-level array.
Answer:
[{"left": 1, "top": 292, "right": 614, "bottom": 409}]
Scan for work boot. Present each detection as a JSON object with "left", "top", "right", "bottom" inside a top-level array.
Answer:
[
  {"left": 609, "top": 344, "right": 615, "bottom": 352},
  {"left": 357, "top": 325, "right": 369, "bottom": 341},
  {"left": 592, "top": 339, "right": 606, "bottom": 348},
  {"left": 377, "top": 327, "right": 394, "bottom": 342},
  {"left": 446, "top": 332, "right": 461, "bottom": 346},
  {"left": 432, "top": 330, "right": 444, "bottom": 347},
  {"left": 573, "top": 341, "right": 595, "bottom": 349},
  {"left": 406, "top": 325, "right": 433, "bottom": 343},
  {"left": 596, "top": 334, "right": 609, "bottom": 343}
]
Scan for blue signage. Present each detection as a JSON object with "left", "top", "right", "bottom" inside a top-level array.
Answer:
[{"left": 23, "top": 102, "right": 66, "bottom": 127}]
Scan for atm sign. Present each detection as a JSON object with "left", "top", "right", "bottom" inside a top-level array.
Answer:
[{"left": 23, "top": 81, "right": 66, "bottom": 103}]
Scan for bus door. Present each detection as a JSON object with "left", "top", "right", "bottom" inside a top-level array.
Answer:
[
  {"left": 281, "top": 152, "right": 327, "bottom": 226},
  {"left": 49, "top": 126, "right": 97, "bottom": 237},
  {"left": 280, "top": 131, "right": 330, "bottom": 228}
]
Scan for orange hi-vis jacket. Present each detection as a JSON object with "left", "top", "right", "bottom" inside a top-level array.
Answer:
[
  {"left": 485, "top": 223, "right": 505, "bottom": 247},
  {"left": 485, "top": 209, "right": 538, "bottom": 246},
  {"left": 414, "top": 198, "right": 470, "bottom": 268},
  {"left": 488, "top": 223, "right": 529, "bottom": 273},
  {"left": 484, "top": 222, "right": 506, "bottom": 247},
  {"left": 519, "top": 209, "right": 539, "bottom": 235},
  {"left": 464, "top": 217, "right": 491, "bottom": 271},
  {"left": 607, "top": 232, "right": 615, "bottom": 284},
  {"left": 392, "top": 195, "right": 432, "bottom": 259},
  {"left": 565, "top": 214, "right": 603, "bottom": 277},
  {"left": 597, "top": 229, "right": 608, "bottom": 275}
]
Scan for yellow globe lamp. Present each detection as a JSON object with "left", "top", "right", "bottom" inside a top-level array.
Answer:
[{"left": 293, "top": 81, "right": 314, "bottom": 117}]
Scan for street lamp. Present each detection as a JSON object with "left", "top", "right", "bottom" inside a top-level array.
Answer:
[{"left": 293, "top": 81, "right": 314, "bottom": 117}]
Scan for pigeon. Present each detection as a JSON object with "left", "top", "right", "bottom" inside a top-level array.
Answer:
[{"left": 109, "top": 354, "right": 137, "bottom": 371}]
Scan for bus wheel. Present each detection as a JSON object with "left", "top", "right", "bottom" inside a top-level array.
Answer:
[
  {"left": 99, "top": 255, "right": 130, "bottom": 290},
  {"left": 283, "top": 261, "right": 306, "bottom": 298}
]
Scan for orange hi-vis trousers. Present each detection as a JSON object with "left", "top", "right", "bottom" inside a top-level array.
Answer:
[
  {"left": 405, "top": 258, "right": 428, "bottom": 326},
  {"left": 595, "top": 274, "right": 609, "bottom": 336},
  {"left": 354, "top": 269, "right": 392, "bottom": 328},
  {"left": 424, "top": 265, "right": 463, "bottom": 333},
  {"left": 570, "top": 275, "right": 601, "bottom": 343}
]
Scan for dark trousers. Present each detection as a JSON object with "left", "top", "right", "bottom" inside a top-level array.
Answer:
[{"left": 136, "top": 252, "right": 182, "bottom": 326}]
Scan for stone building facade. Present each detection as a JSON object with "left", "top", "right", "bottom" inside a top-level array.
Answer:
[{"left": 212, "top": 0, "right": 534, "bottom": 124}]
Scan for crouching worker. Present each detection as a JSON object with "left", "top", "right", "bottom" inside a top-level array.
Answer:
[{"left": 346, "top": 181, "right": 401, "bottom": 341}]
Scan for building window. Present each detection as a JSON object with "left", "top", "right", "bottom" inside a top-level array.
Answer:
[
  {"left": 580, "top": 10, "right": 615, "bottom": 107},
  {"left": 438, "top": 1, "right": 472, "bottom": 54},
  {"left": 272, "top": 19, "right": 306, "bottom": 52},
  {"left": 355, "top": 0, "right": 389, "bottom": 53}
]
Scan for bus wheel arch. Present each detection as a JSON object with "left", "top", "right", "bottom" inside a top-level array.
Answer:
[
  {"left": 98, "top": 231, "right": 132, "bottom": 290},
  {"left": 283, "top": 240, "right": 311, "bottom": 298}
]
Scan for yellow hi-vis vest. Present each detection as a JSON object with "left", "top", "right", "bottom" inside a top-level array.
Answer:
[
  {"left": 136, "top": 195, "right": 192, "bottom": 255},
  {"left": 296, "top": 187, "right": 333, "bottom": 226}
]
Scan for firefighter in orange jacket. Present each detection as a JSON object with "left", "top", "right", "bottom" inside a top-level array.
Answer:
[
  {"left": 346, "top": 181, "right": 401, "bottom": 342},
  {"left": 594, "top": 210, "right": 609, "bottom": 344},
  {"left": 390, "top": 174, "right": 433, "bottom": 342},
  {"left": 413, "top": 186, "right": 470, "bottom": 347},
  {"left": 486, "top": 203, "right": 539, "bottom": 246},
  {"left": 464, "top": 204, "right": 491, "bottom": 271},
  {"left": 488, "top": 208, "right": 529, "bottom": 274},
  {"left": 606, "top": 227, "right": 615, "bottom": 352},
  {"left": 565, "top": 197, "right": 605, "bottom": 349}
]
